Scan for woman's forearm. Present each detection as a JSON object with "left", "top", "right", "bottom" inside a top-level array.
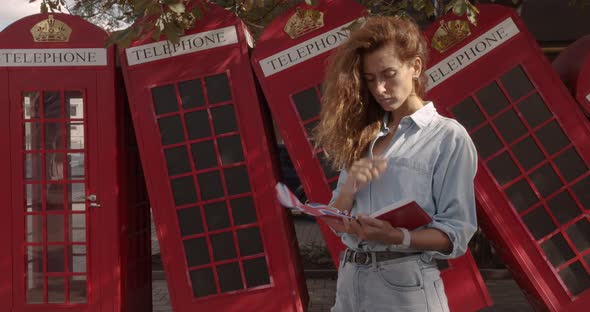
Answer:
[{"left": 387, "top": 227, "right": 452, "bottom": 254}]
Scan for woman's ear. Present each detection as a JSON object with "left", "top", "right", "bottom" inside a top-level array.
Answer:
[{"left": 411, "top": 57, "right": 423, "bottom": 77}]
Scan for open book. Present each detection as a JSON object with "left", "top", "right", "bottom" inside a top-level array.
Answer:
[{"left": 275, "top": 182, "right": 432, "bottom": 230}]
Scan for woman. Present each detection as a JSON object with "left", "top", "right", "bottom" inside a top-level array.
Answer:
[{"left": 315, "top": 16, "right": 478, "bottom": 312}]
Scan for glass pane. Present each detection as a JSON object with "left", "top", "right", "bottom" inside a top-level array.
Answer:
[
  {"left": 487, "top": 152, "right": 521, "bottom": 186},
  {"left": 566, "top": 219, "right": 590, "bottom": 252},
  {"left": 24, "top": 122, "right": 41, "bottom": 150},
  {"left": 547, "top": 191, "right": 582, "bottom": 225},
  {"left": 535, "top": 121, "right": 570, "bottom": 156},
  {"left": 70, "top": 214, "right": 86, "bottom": 242},
  {"left": 559, "top": 261, "right": 590, "bottom": 296},
  {"left": 177, "top": 206, "right": 204, "bottom": 236},
  {"left": 69, "top": 245, "right": 87, "bottom": 273},
  {"left": 184, "top": 110, "right": 212, "bottom": 140},
  {"left": 67, "top": 123, "right": 84, "bottom": 149},
  {"left": 43, "top": 91, "right": 62, "bottom": 119},
  {"left": 65, "top": 91, "right": 84, "bottom": 119},
  {"left": 553, "top": 148, "right": 588, "bottom": 182},
  {"left": 230, "top": 196, "right": 257, "bottom": 226},
  {"left": 205, "top": 73, "right": 232, "bottom": 104},
  {"left": 492, "top": 109, "right": 527, "bottom": 144},
  {"left": 292, "top": 87, "right": 321, "bottom": 121},
  {"left": 237, "top": 227, "right": 263, "bottom": 256},
  {"left": 517, "top": 93, "right": 552, "bottom": 128},
  {"left": 211, "top": 231, "right": 236, "bottom": 261},
  {"left": 197, "top": 171, "right": 224, "bottom": 200},
  {"left": 164, "top": 146, "right": 192, "bottom": 176},
  {"left": 25, "top": 184, "right": 43, "bottom": 212},
  {"left": 151, "top": 84, "right": 179, "bottom": 115},
  {"left": 179, "top": 79, "right": 205, "bottom": 109},
  {"left": 47, "top": 214, "right": 64, "bottom": 242},
  {"left": 471, "top": 125, "right": 503, "bottom": 159},
  {"left": 500, "top": 65, "right": 534, "bottom": 101},
  {"left": 171, "top": 176, "right": 198, "bottom": 206},
  {"left": 26, "top": 246, "right": 44, "bottom": 304},
  {"left": 211, "top": 105, "right": 238, "bottom": 135},
  {"left": 223, "top": 166, "right": 251, "bottom": 196},
  {"left": 475, "top": 81, "right": 510, "bottom": 116},
  {"left": 46, "top": 184, "right": 65, "bottom": 210},
  {"left": 45, "top": 123, "right": 64, "bottom": 150},
  {"left": 183, "top": 237, "right": 210, "bottom": 267},
  {"left": 522, "top": 206, "right": 557, "bottom": 240},
  {"left": 304, "top": 119, "right": 319, "bottom": 140},
  {"left": 191, "top": 140, "right": 218, "bottom": 170},
  {"left": 511, "top": 137, "right": 545, "bottom": 171},
  {"left": 26, "top": 215, "right": 42, "bottom": 242},
  {"left": 25, "top": 153, "right": 42, "bottom": 180},
  {"left": 68, "top": 183, "right": 86, "bottom": 211},
  {"left": 572, "top": 176, "right": 590, "bottom": 210},
  {"left": 68, "top": 153, "right": 85, "bottom": 179},
  {"left": 190, "top": 268, "right": 217, "bottom": 298},
  {"left": 243, "top": 257, "right": 270, "bottom": 288},
  {"left": 46, "top": 153, "right": 65, "bottom": 180},
  {"left": 158, "top": 115, "right": 185, "bottom": 145},
  {"left": 23, "top": 91, "right": 40, "bottom": 119},
  {"left": 217, "top": 135, "right": 244, "bottom": 165},
  {"left": 529, "top": 164, "right": 563, "bottom": 198},
  {"left": 540, "top": 233, "right": 575, "bottom": 267},
  {"left": 69, "top": 276, "right": 87, "bottom": 303},
  {"left": 204, "top": 201, "right": 230, "bottom": 231},
  {"left": 47, "top": 245, "right": 65, "bottom": 272},
  {"left": 451, "top": 97, "right": 486, "bottom": 130},
  {"left": 217, "top": 262, "right": 243, "bottom": 293},
  {"left": 47, "top": 276, "right": 65, "bottom": 303}
]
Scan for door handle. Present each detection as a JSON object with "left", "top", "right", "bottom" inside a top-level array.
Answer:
[{"left": 86, "top": 194, "right": 102, "bottom": 208}]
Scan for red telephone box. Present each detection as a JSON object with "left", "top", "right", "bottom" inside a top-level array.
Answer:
[
  {"left": 0, "top": 13, "right": 152, "bottom": 311},
  {"left": 119, "top": 2, "right": 307, "bottom": 311},
  {"left": 552, "top": 35, "right": 590, "bottom": 116},
  {"left": 251, "top": 1, "right": 492, "bottom": 312},
  {"left": 424, "top": 4, "right": 590, "bottom": 311}
]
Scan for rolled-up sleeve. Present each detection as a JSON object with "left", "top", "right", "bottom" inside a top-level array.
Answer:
[{"left": 423, "top": 127, "right": 478, "bottom": 261}]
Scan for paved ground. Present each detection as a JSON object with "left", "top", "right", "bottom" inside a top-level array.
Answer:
[{"left": 150, "top": 214, "right": 534, "bottom": 311}]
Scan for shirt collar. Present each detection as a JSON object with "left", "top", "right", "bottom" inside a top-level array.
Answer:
[{"left": 407, "top": 102, "right": 436, "bottom": 129}]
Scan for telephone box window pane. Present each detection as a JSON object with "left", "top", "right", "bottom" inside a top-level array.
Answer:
[
  {"left": 585, "top": 253, "right": 590, "bottom": 268},
  {"left": 177, "top": 206, "right": 204, "bottom": 236},
  {"left": 230, "top": 196, "right": 257, "bottom": 226},
  {"left": 522, "top": 206, "right": 557, "bottom": 240},
  {"left": 204, "top": 201, "right": 230, "bottom": 231},
  {"left": 67, "top": 153, "right": 84, "bottom": 179},
  {"left": 205, "top": 73, "right": 231, "bottom": 104},
  {"left": 511, "top": 137, "right": 545, "bottom": 171},
  {"left": 224, "top": 166, "right": 251, "bottom": 196},
  {"left": 69, "top": 245, "right": 86, "bottom": 273},
  {"left": 553, "top": 148, "right": 588, "bottom": 182},
  {"left": 183, "top": 237, "right": 210, "bottom": 267},
  {"left": 471, "top": 125, "right": 503, "bottom": 159},
  {"left": 46, "top": 184, "right": 65, "bottom": 210},
  {"left": 190, "top": 268, "right": 217, "bottom": 298},
  {"left": 47, "top": 276, "right": 65, "bottom": 303},
  {"left": 46, "top": 153, "right": 64, "bottom": 180},
  {"left": 217, "top": 262, "right": 243, "bottom": 292},
  {"left": 179, "top": 79, "right": 205, "bottom": 109},
  {"left": 540, "top": 233, "right": 575, "bottom": 267},
  {"left": 237, "top": 227, "right": 263, "bottom": 256},
  {"left": 191, "top": 140, "right": 218, "bottom": 170},
  {"left": 211, "top": 105, "right": 238, "bottom": 134},
  {"left": 548, "top": 191, "right": 582, "bottom": 225},
  {"left": 164, "top": 146, "right": 192, "bottom": 176},
  {"left": 487, "top": 152, "right": 520, "bottom": 186},
  {"left": 68, "top": 183, "right": 85, "bottom": 211},
  {"left": 535, "top": 121, "right": 570, "bottom": 156},
  {"left": 500, "top": 65, "right": 534, "bottom": 101},
  {"left": 45, "top": 123, "right": 64, "bottom": 150},
  {"left": 47, "top": 214, "right": 64, "bottom": 242},
  {"left": 26, "top": 246, "right": 43, "bottom": 303},
  {"left": 171, "top": 176, "right": 197, "bottom": 206},
  {"left": 566, "top": 219, "right": 590, "bottom": 252},
  {"left": 292, "top": 87, "right": 320, "bottom": 121},
  {"left": 47, "top": 245, "right": 65, "bottom": 272},
  {"left": 243, "top": 257, "right": 270, "bottom": 288},
  {"left": 70, "top": 214, "right": 86, "bottom": 243},
  {"left": 197, "top": 171, "right": 224, "bottom": 200},
  {"left": 450, "top": 97, "right": 485, "bottom": 130},
  {"left": 529, "top": 164, "right": 563, "bottom": 198},
  {"left": 158, "top": 115, "right": 185, "bottom": 145},
  {"left": 184, "top": 110, "right": 211, "bottom": 140},
  {"left": 304, "top": 119, "right": 319, "bottom": 139},
  {"left": 26, "top": 184, "right": 43, "bottom": 212},
  {"left": 475, "top": 81, "right": 510, "bottom": 116},
  {"left": 67, "top": 123, "right": 84, "bottom": 149},
  {"left": 517, "top": 93, "right": 552, "bottom": 128},
  {"left": 43, "top": 91, "right": 62, "bottom": 118},
  {"left": 217, "top": 135, "right": 244, "bottom": 165},
  {"left": 559, "top": 262, "right": 590, "bottom": 296},
  {"left": 65, "top": 91, "right": 84, "bottom": 119},
  {"left": 571, "top": 176, "right": 590, "bottom": 210},
  {"left": 151, "top": 84, "right": 179, "bottom": 115},
  {"left": 492, "top": 109, "right": 527, "bottom": 144},
  {"left": 69, "top": 276, "right": 87, "bottom": 303},
  {"left": 318, "top": 152, "right": 339, "bottom": 180},
  {"left": 505, "top": 179, "right": 538, "bottom": 212},
  {"left": 24, "top": 122, "right": 41, "bottom": 150},
  {"left": 211, "top": 231, "right": 236, "bottom": 261},
  {"left": 26, "top": 215, "right": 42, "bottom": 242},
  {"left": 25, "top": 153, "right": 41, "bottom": 180},
  {"left": 329, "top": 179, "right": 338, "bottom": 190},
  {"left": 23, "top": 91, "right": 40, "bottom": 119}
]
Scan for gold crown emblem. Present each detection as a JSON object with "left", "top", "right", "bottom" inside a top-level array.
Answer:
[
  {"left": 284, "top": 7, "right": 325, "bottom": 39},
  {"left": 30, "top": 15, "right": 72, "bottom": 43},
  {"left": 431, "top": 19, "right": 471, "bottom": 53}
]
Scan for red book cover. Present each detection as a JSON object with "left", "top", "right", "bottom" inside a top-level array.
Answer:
[{"left": 369, "top": 199, "right": 432, "bottom": 230}]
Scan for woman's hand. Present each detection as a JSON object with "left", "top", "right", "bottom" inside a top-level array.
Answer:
[
  {"left": 342, "top": 215, "right": 403, "bottom": 245},
  {"left": 341, "top": 158, "right": 388, "bottom": 195}
]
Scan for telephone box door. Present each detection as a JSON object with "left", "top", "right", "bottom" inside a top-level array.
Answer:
[{"left": 8, "top": 71, "right": 103, "bottom": 311}]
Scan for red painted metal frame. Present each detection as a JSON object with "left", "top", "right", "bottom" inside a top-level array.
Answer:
[
  {"left": 576, "top": 44, "right": 590, "bottom": 115},
  {"left": 552, "top": 35, "right": 590, "bottom": 115},
  {"left": 424, "top": 4, "right": 590, "bottom": 311},
  {"left": 119, "top": 2, "right": 307, "bottom": 311},
  {"left": 0, "top": 13, "right": 151, "bottom": 312},
  {"left": 251, "top": 1, "right": 492, "bottom": 312}
]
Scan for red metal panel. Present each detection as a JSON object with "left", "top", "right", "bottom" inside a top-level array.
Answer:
[
  {"left": 424, "top": 4, "right": 590, "bottom": 311},
  {"left": 119, "top": 2, "right": 307, "bottom": 311},
  {"left": 576, "top": 48, "right": 590, "bottom": 115},
  {"left": 251, "top": 1, "right": 492, "bottom": 312},
  {"left": 551, "top": 35, "right": 590, "bottom": 115}
]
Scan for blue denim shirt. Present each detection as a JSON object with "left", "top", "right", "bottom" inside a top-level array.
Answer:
[{"left": 330, "top": 102, "right": 478, "bottom": 262}]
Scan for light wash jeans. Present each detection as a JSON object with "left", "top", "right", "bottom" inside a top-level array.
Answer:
[{"left": 331, "top": 253, "right": 450, "bottom": 312}]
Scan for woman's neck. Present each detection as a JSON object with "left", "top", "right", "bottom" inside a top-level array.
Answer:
[{"left": 389, "top": 96, "right": 424, "bottom": 126}]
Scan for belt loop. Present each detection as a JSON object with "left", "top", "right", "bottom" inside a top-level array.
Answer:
[{"left": 371, "top": 251, "right": 377, "bottom": 270}]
